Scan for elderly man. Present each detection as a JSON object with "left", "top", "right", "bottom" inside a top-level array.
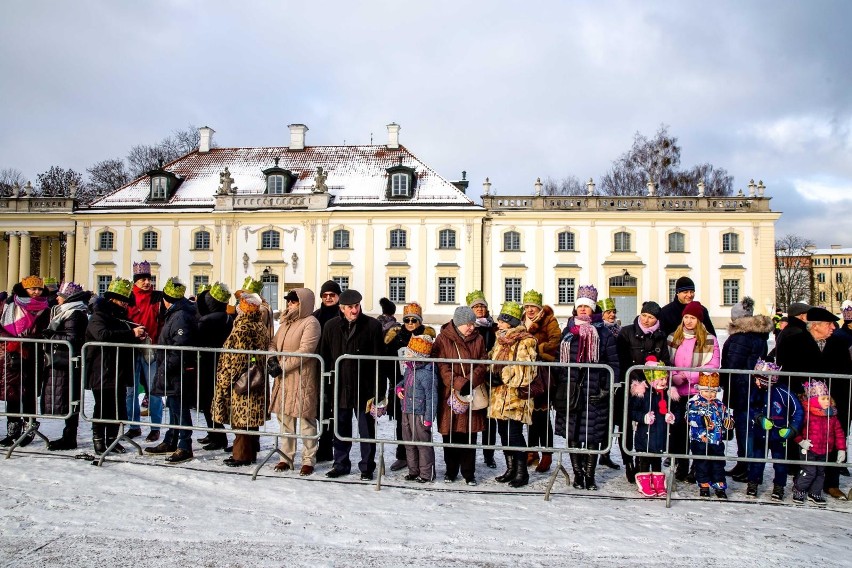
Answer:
[
  {"left": 312, "top": 280, "right": 342, "bottom": 462},
  {"left": 659, "top": 276, "right": 717, "bottom": 337}
]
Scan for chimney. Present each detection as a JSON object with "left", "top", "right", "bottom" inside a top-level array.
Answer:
[
  {"left": 386, "top": 123, "right": 400, "bottom": 149},
  {"left": 288, "top": 123, "right": 308, "bottom": 151},
  {"left": 198, "top": 126, "right": 214, "bottom": 153}
]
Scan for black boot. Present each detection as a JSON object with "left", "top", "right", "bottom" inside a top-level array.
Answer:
[
  {"left": 725, "top": 462, "right": 748, "bottom": 477},
  {"left": 483, "top": 449, "right": 497, "bottom": 468},
  {"left": 599, "top": 451, "right": 621, "bottom": 470},
  {"left": 93, "top": 436, "right": 107, "bottom": 455},
  {"left": 106, "top": 438, "right": 128, "bottom": 454},
  {"left": 674, "top": 458, "right": 690, "bottom": 482},
  {"left": 495, "top": 454, "right": 515, "bottom": 483},
  {"left": 18, "top": 421, "right": 39, "bottom": 447},
  {"left": 570, "top": 454, "right": 586, "bottom": 489},
  {"left": 584, "top": 454, "right": 599, "bottom": 490},
  {"left": 48, "top": 417, "right": 78, "bottom": 451},
  {"left": 508, "top": 454, "right": 530, "bottom": 488},
  {"left": 624, "top": 459, "right": 637, "bottom": 484}
]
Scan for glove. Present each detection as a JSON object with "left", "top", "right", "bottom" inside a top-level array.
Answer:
[
  {"left": 459, "top": 381, "right": 472, "bottom": 396},
  {"left": 423, "top": 420, "right": 432, "bottom": 428},
  {"left": 644, "top": 411, "right": 655, "bottom": 425},
  {"left": 778, "top": 427, "right": 796, "bottom": 439},
  {"left": 798, "top": 439, "right": 812, "bottom": 455},
  {"left": 838, "top": 450, "right": 847, "bottom": 463},
  {"left": 755, "top": 414, "right": 773, "bottom": 430},
  {"left": 396, "top": 386, "right": 405, "bottom": 400},
  {"left": 665, "top": 412, "right": 676, "bottom": 425}
]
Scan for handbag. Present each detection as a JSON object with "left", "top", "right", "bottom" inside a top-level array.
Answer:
[
  {"left": 233, "top": 359, "right": 266, "bottom": 396},
  {"left": 447, "top": 342, "right": 488, "bottom": 413}
]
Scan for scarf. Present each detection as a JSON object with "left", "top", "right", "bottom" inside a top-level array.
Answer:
[
  {"left": 637, "top": 319, "right": 660, "bottom": 335},
  {"left": 1, "top": 295, "right": 49, "bottom": 337},
  {"left": 48, "top": 300, "right": 87, "bottom": 331},
  {"left": 475, "top": 316, "right": 494, "bottom": 328},
  {"left": 491, "top": 326, "right": 533, "bottom": 361},
  {"left": 603, "top": 319, "right": 621, "bottom": 338},
  {"left": 559, "top": 315, "right": 600, "bottom": 364},
  {"left": 129, "top": 286, "right": 160, "bottom": 341},
  {"left": 656, "top": 387, "right": 668, "bottom": 415},
  {"left": 806, "top": 398, "right": 835, "bottom": 417}
]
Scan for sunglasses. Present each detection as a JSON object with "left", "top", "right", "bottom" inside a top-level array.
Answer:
[
  {"left": 403, "top": 317, "right": 420, "bottom": 324},
  {"left": 286, "top": 298, "right": 299, "bottom": 304},
  {"left": 321, "top": 293, "right": 337, "bottom": 299}
]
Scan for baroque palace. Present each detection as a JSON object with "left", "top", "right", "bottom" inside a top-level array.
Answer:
[{"left": 0, "top": 123, "right": 780, "bottom": 328}]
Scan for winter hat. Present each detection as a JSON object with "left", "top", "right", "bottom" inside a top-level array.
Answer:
[
  {"left": 698, "top": 372, "right": 721, "bottom": 391},
  {"left": 57, "top": 281, "right": 84, "bottom": 299},
  {"left": 787, "top": 302, "right": 811, "bottom": 318},
  {"left": 132, "top": 260, "right": 152, "bottom": 281},
  {"left": 731, "top": 296, "right": 755, "bottom": 320},
  {"left": 754, "top": 358, "right": 781, "bottom": 386},
  {"left": 338, "top": 289, "right": 362, "bottom": 305},
  {"left": 640, "top": 301, "right": 661, "bottom": 318},
  {"left": 807, "top": 306, "right": 839, "bottom": 322},
  {"left": 241, "top": 276, "right": 263, "bottom": 295},
  {"left": 43, "top": 277, "right": 59, "bottom": 291},
  {"left": 238, "top": 292, "right": 262, "bottom": 314},
  {"left": 162, "top": 277, "right": 186, "bottom": 302},
  {"left": 320, "top": 280, "right": 342, "bottom": 296},
  {"left": 575, "top": 284, "right": 598, "bottom": 309},
  {"left": 681, "top": 301, "right": 704, "bottom": 322},
  {"left": 598, "top": 297, "right": 616, "bottom": 312},
  {"left": 522, "top": 290, "right": 543, "bottom": 309},
  {"left": 453, "top": 306, "right": 476, "bottom": 327},
  {"left": 466, "top": 290, "right": 487, "bottom": 308},
  {"left": 104, "top": 278, "right": 133, "bottom": 302},
  {"left": 497, "top": 301, "right": 522, "bottom": 327},
  {"left": 20, "top": 275, "right": 44, "bottom": 289},
  {"left": 402, "top": 302, "right": 423, "bottom": 322},
  {"left": 379, "top": 297, "right": 396, "bottom": 316},
  {"left": 803, "top": 380, "right": 829, "bottom": 399},
  {"left": 842, "top": 300, "right": 852, "bottom": 322},
  {"left": 209, "top": 282, "right": 231, "bottom": 305},
  {"left": 284, "top": 290, "right": 299, "bottom": 303},
  {"left": 675, "top": 276, "right": 695, "bottom": 293},
  {"left": 405, "top": 335, "right": 434, "bottom": 358}
]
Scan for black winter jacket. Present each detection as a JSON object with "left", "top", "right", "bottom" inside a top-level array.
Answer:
[
  {"left": 196, "top": 291, "right": 233, "bottom": 410},
  {"left": 720, "top": 315, "right": 771, "bottom": 411},
  {"left": 659, "top": 299, "right": 716, "bottom": 338},
  {"left": 84, "top": 298, "right": 140, "bottom": 391},
  {"left": 319, "top": 311, "right": 384, "bottom": 409},
  {"left": 151, "top": 298, "right": 199, "bottom": 400},
  {"left": 616, "top": 318, "right": 670, "bottom": 385},
  {"left": 41, "top": 291, "right": 91, "bottom": 414}
]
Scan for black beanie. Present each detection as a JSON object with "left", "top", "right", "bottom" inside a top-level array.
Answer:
[
  {"left": 320, "top": 280, "right": 342, "bottom": 296},
  {"left": 675, "top": 276, "right": 695, "bottom": 293},
  {"left": 641, "top": 301, "right": 662, "bottom": 317},
  {"left": 379, "top": 297, "right": 396, "bottom": 316}
]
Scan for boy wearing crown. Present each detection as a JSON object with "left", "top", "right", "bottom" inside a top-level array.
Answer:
[{"left": 686, "top": 372, "right": 733, "bottom": 498}]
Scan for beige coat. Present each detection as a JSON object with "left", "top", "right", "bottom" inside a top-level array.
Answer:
[{"left": 269, "top": 288, "right": 321, "bottom": 419}]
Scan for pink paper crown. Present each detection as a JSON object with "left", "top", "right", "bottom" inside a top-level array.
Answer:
[
  {"left": 133, "top": 260, "right": 151, "bottom": 276},
  {"left": 577, "top": 284, "right": 598, "bottom": 302}
]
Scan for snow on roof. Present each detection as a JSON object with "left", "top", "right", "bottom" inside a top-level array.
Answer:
[
  {"left": 810, "top": 248, "right": 852, "bottom": 256},
  {"left": 86, "top": 145, "right": 477, "bottom": 209}
]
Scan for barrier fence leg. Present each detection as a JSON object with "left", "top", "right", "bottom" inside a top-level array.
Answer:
[
  {"left": 544, "top": 450, "right": 571, "bottom": 501},
  {"left": 4, "top": 419, "right": 49, "bottom": 459},
  {"left": 665, "top": 466, "right": 673, "bottom": 508},
  {"left": 375, "top": 442, "right": 385, "bottom": 492},
  {"left": 118, "top": 425, "right": 143, "bottom": 455},
  {"left": 252, "top": 441, "right": 285, "bottom": 481}
]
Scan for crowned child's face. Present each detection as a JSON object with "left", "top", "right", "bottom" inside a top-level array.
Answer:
[
  {"left": 652, "top": 377, "right": 668, "bottom": 390},
  {"left": 818, "top": 394, "right": 831, "bottom": 409},
  {"left": 698, "top": 387, "right": 717, "bottom": 400}
]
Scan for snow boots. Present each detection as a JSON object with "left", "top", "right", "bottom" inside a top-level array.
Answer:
[{"left": 0, "top": 420, "right": 23, "bottom": 447}]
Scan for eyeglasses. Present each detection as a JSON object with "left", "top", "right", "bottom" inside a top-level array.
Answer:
[
  {"left": 321, "top": 293, "right": 337, "bottom": 299},
  {"left": 403, "top": 317, "right": 419, "bottom": 324},
  {"left": 287, "top": 299, "right": 299, "bottom": 304}
]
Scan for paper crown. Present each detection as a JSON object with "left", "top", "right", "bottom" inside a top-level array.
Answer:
[
  {"left": 522, "top": 289, "right": 543, "bottom": 308},
  {"left": 406, "top": 335, "right": 434, "bottom": 357},
  {"left": 242, "top": 276, "right": 263, "bottom": 295},
  {"left": 162, "top": 277, "right": 186, "bottom": 300},
  {"left": 499, "top": 301, "right": 522, "bottom": 321},
  {"left": 597, "top": 297, "right": 616, "bottom": 312},
  {"left": 466, "top": 290, "right": 487, "bottom": 308},
  {"left": 209, "top": 282, "right": 231, "bottom": 304},
  {"left": 20, "top": 275, "right": 44, "bottom": 289},
  {"left": 106, "top": 278, "right": 133, "bottom": 301},
  {"left": 754, "top": 358, "right": 781, "bottom": 385},
  {"left": 58, "top": 281, "right": 83, "bottom": 298},
  {"left": 698, "top": 372, "right": 721, "bottom": 390},
  {"left": 803, "top": 380, "right": 829, "bottom": 399},
  {"left": 403, "top": 302, "right": 423, "bottom": 320},
  {"left": 575, "top": 284, "right": 598, "bottom": 308},
  {"left": 197, "top": 284, "right": 212, "bottom": 294},
  {"left": 843, "top": 300, "right": 852, "bottom": 321},
  {"left": 132, "top": 260, "right": 152, "bottom": 278},
  {"left": 43, "top": 276, "right": 58, "bottom": 287}
]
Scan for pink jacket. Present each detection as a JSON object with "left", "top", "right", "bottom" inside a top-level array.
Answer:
[
  {"left": 668, "top": 335, "right": 720, "bottom": 397},
  {"left": 796, "top": 402, "right": 847, "bottom": 456}
]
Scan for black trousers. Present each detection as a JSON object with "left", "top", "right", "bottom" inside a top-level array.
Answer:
[
  {"left": 442, "top": 431, "right": 476, "bottom": 481},
  {"left": 92, "top": 388, "right": 126, "bottom": 441}
]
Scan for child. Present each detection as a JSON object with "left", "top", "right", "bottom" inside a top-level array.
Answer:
[
  {"left": 395, "top": 335, "right": 438, "bottom": 482},
  {"left": 745, "top": 359, "right": 804, "bottom": 501},
  {"left": 630, "top": 355, "right": 678, "bottom": 497},
  {"left": 792, "top": 380, "right": 848, "bottom": 505},
  {"left": 686, "top": 372, "right": 733, "bottom": 498}
]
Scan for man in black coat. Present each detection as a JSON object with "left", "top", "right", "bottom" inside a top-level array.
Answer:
[
  {"left": 195, "top": 283, "right": 233, "bottom": 451},
  {"left": 659, "top": 276, "right": 717, "bottom": 337},
  {"left": 319, "top": 289, "right": 384, "bottom": 480},
  {"left": 313, "top": 279, "right": 342, "bottom": 462}
]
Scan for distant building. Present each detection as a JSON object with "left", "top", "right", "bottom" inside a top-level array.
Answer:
[{"left": 810, "top": 245, "right": 852, "bottom": 313}]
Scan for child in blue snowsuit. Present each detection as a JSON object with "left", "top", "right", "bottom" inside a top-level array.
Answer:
[
  {"left": 395, "top": 335, "right": 438, "bottom": 482},
  {"left": 686, "top": 372, "right": 733, "bottom": 498}
]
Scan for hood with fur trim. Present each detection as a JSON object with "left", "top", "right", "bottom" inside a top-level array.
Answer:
[{"left": 726, "top": 314, "right": 774, "bottom": 336}]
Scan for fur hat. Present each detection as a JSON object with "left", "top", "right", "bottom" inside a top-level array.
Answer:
[
  {"left": 575, "top": 284, "right": 598, "bottom": 309},
  {"left": 241, "top": 276, "right": 263, "bottom": 295},
  {"left": 20, "top": 275, "right": 44, "bottom": 289},
  {"left": 787, "top": 302, "right": 811, "bottom": 318},
  {"left": 842, "top": 300, "right": 852, "bottom": 321},
  {"left": 320, "top": 280, "right": 342, "bottom": 296},
  {"left": 675, "top": 276, "right": 695, "bottom": 293},
  {"left": 402, "top": 302, "right": 423, "bottom": 322},
  {"left": 497, "top": 301, "right": 522, "bottom": 327},
  {"left": 162, "top": 277, "right": 186, "bottom": 302},
  {"left": 754, "top": 358, "right": 781, "bottom": 386},
  {"left": 598, "top": 297, "right": 616, "bottom": 312},
  {"left": 104, "top": 278, "right": 133, "bottom": 302},
  {"left": 405, "top": 335, "right": 434, "bottom": 358},
  {"left": 209, "top": 282, "right": 231, "bottom": 304},
  {"left": 57, "top": 281, "right": 84, "bottom": 299},
  {"left": 522, "top": 290, "right": 543, "bottom": 309},
  {"left": 698, "top": 372, "right": 721, "bottom": 391},
  {"left": 803, "top": 380, "right": 829, "bottom": 399},
  {"left": 641, "top": 301, "right": 661, "bottom": 318},
  {"left": 453, "top": 306, "right": 476, "bottom": 327},
  {"left": 379, "top": 297, "right": 396, "bottom": 316},
  {"left": 731, "top": 296, "right": 755, "bottom": 320},
  {"left": 339, "top": 289, "right": 362, "bottom": 305},
  {"left": 238, "top": 292, "right": 262, "bottom": 314},
  {"left": 466, "top": 290, "right": 487, "bottom": 308},
  {"left": 681, "top": 301, "right": 704, "bottom": 322},
  {"left": 132, "top": 260, "right": 152, "bottom": 281}
]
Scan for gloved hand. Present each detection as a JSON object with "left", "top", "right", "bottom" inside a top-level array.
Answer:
[
  {"left": 644, "top": 411, "right": 655, "bottom": 425},
  {"left": 798, "top": 439, "right": 812, "bottom": 455},
  {"left": 459, "top": 381, "right": 472, "bottom": 396},
  {"left": 838, "top": 450, "right": 847, "bottom": 463},
  {"left": 396, "top": 386, "right": 405, "bottom": 399},
  {"left": 423, "top": 420, "right": 432, "bottom": 428},
  {"left": 778, "top": 427, "right": 796, "bottom": 439},
  {"left": 664, "top": 412, "right": 676, "bottom": 425},
  {"left": 755, "top": 414, "right": 773, "bottom": 430}
]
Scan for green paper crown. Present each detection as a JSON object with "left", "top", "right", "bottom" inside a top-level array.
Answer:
[
  {"left": 522, "top": 289, "right": 542, "bottom": 307},
  {"left": 43, "top": 277, "right": 59, "bottom": 286},
  {"left": 107, "top": 278, "right": 133, "bottom": 300},
  {"left": 597, "top": 297, "right": 616, "bottom": 312},
  {"left": 209, "top": 282, "right": 231, "bottom": 304},
  {"left": 163, "top": 277, "right": 186, "bottom": 299},
  {"left": 500, "top": 300, "right": 522, "bottom": 320},
  {"left": 242, "top": 276, "right": 263, "bottom": 295},
  {"left": 197, "top": 284, "right": 212, "bottom": 294},
  {"left": 466, "top": 290, "right": 487, "bottom": 307}
]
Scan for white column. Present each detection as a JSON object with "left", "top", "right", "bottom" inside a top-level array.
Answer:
[
  {"left": 63, "top": 231, "right": 76, "bottom": 283},
  {"left": 48, "top": 237, "right": 60, "bottom": 280},
  {"left": 6, "top": 232, "right": 20, "bottom": 291},
  {"left": 39, "top": 237, "right": 50, "bottom": 275},
  {"left": 0, "top": 237, "right": 7, "bottom": 286},
  {"left": 19, "top": 231, "right": 31, "bottom": 278}
]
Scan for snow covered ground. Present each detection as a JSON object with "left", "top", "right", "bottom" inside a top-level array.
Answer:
[{"left": 2, "top": 414, "right": 851, "bottom": 568}]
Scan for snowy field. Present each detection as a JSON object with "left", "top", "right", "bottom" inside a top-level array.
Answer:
[{"left": 2, "top": 413, "right": 851, "bottom": 568}]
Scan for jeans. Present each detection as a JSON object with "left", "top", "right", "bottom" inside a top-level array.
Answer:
[
  {"left": 332, "top": 406, "right": 376, "bottom": 474},
  {"left": 691, "top": 440, "right": 726, "bottom": 486},
  {"left": 747, "top": 436, "right": 787, "bottom": 486},
  {"left": 126, "top": 355, "right": 162, "bottom": 431},
  {"left": 163, "top": 395, "right": 193, "bottom": 451}
]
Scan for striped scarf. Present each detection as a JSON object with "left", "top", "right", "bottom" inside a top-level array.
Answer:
[{"left": 559, "top": 315, "right": 600, "bottom": 364}]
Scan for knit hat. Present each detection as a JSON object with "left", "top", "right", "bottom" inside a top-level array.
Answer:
[
  {"left": 405, "top": 335, "right": 434, "bottom": 358},
  {"left": 209, "top": 282, "right": 231, "bottom": 304},
  {"left": 807, "top": 306, "right": 839, "bottom": 322},
  {"left": 598, "top": 297, "right": 616, "bottom": 312},
  {"left": 132, "top": 260, "right": 152, "bottom": 281},
  {"left": 754, "top": 358, "right": 781, "bottom": 386},
  {"left": 402, "top": 302, "right": 423, "bottom": 322},
  {"left": 731, "top": 296, "right": 755, "bottom": 320},
  {"left": 339, "top": 289, "right": 362, "bottom": 305},
  {"left": 320, "top": 280, "right": 342, "bottom": 296},
  {"left": 466, "top": 290, "right": 487, "bottom": 308},
  {"left": 575, "top": 284, "right": 598, "bottom": 309},
  {"left": 241, "top": 276, "right": 263, "bottom": 295},
  {"left": 698, "top": 372, "right": 721, "bottom": 391},
  {"left": 787, "top": 302, "right": 810, "bottom": 318},
  {"left": 675, "top": 276, "right": 695, "bottom": 293},
  {"left": 379, "top": 297, "right": 396, "bottom": 316},
  {"left": 57, "top": 281, "right": 84, "bottom": 299},
  {"left": 43, "top": 277, "right": 59, "bottom": 291},
  {"left": 20, "top": 275, "right": 44, "bottom": 289},
  {"left": 522, "top": 290, "right": 543, "bottom": 309},
  {"left": 640, "top": 301, "right": 661, "bottom": 318},
  {"left": 681, "top": 301, "right": 704, "bottom": 322},
  {"left": 453, "top": 306, "right": 476, "bottom": 327},
  {"left": 162, "top": 277, "right": 186, "bottom": 302},
  {"left": 105, "top": 278, "right": 133, "bottom": 302},
  {"left": 803, "top": 380, "right": 829, "bottom": 399},
  {"left": 238, "top": 292, "right": 262, "bottom": 314},
  {"left": 497, "top": 301, "right": 522, "bottom": 327}
]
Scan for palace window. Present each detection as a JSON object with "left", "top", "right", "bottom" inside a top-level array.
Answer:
[
  {"left": 389, "top": 277, "right": 406, "bottom": 303},
  {"left": 722, "top": 232, "right": 739, "bottom": 252},
  {"left": 503, "top": 231, "right": 521, "bottom": 252},
  {"left": 438, "top": 229, "right": 457, "bottom": 249},
  {"left": 97, "top": 275, "right": 112, "bottom": 295},
  {"left": 193, "top": 275, "right": 209, "bottom": 295},
  {"left": 504, "top": 277, "right": 522, "bottom": 302},
  {"left": 389, "top": 228, "right": 407, "bottom": 249},
  {"left": 333, "top": 229, "right": 350, "bottom": 249},
  {"left": 332, "top": 276, "right": 349, "bottom": 292},
  {"left": 723, "top": 279, "right": 740, "bottom": 305},
  {"left": 668, "top": 232, "right": 685, "bottom": 253},
  {"left": 438, "top": 277, "right": 456, "bottom": 303},
  {"left": 614, "top": 231, "right": 631, "bottom": 252},
  {"left": 557, "top": 231, "right": 575, "bottom": 252},
  {"left": 141, "top": 230, "right": 158, "bottom": 250},
  {"left": 194, "top": 230, "right": 211, "bottom": 250},
  {"left": 558, "top": 278, "right": 576, "bottom": 304},
  {"left": 98, "top": 231, "right": 114, "bottom": 250},
  {"left": 261, "top": 230, "right": 280, "bottom": 249}
]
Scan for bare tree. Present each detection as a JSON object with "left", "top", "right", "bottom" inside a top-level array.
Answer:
[
  {"left": 775, "top": 233, "right": 815, "bottom": 310},
  {"left": 36, "top": 166, "right": 84, "bottom": 198},
  {"left": 0, "top": 167, "right": 25, "bottom": 197},
  {"left": 542, "top": 175, "right": 585, "bottom": 196},
  {"left": 127, "top": 124, "right": 203, "bottom": 178},
  {"left": 87, "top": 158, "right": 129, "bottom": 196}
]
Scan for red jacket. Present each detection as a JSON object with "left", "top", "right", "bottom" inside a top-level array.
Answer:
[
  {"left": 129, "top": 286, "right": 163, "bottom": 342},
  {"left": 796, "top": 401, "right": 847, "bottom": 456}
]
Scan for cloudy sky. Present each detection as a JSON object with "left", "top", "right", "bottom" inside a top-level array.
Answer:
[{"left": 2, "top": 1, "right": 850, "bottom": 245}]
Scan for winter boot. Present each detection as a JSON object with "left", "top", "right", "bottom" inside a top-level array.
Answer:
[
  {"left": 771, "top": 484, "right": 785, "bottom": 502},
  {"left": 495, "top": 454, "right": 515, "bottom": 483},
  {"left": 0, "top": 421, "right": 23, "bottom": 447},
  {"left": 526, "top": 451, "right": 539, "bottom": 467},
  {"left": 93, "top": 436, "right": 108, "bottom": 455},
  {"left": 106, "top": 438, "right": 128, "bottom": 454},
  {"left": 746, "top": 481, "right": 759, "bottom": 497},
  {"left": 18, "top": 421, "right": 39, "bottom": 447},
  {"left": 652, "top": 472, "right": 668, "bottom": 496},
  {"left": 599, "top": 451, "right": 620, "bottom": 470},
  {"left": 570, "top": 454, "right": 586, "bottom": 489},
  {"left": 535, "top": 452, "right": 553, "bottom": 473},
  {"left": 508, "top": 455, "right": 530, "bottom": 488},
  {"left": 674, "top": 458, "right": 690, "bottom": 482},
  {"left": 584, "top": 454, "right": 599, "bottom": 490},
  {"left": 483, "top": 449, "right": 497, "bottom": 468},
  {"left": 699, "top": 484, "right": 711, "bottom": 497},
  {"left": 725, "top": 462, "right": 748, "bottom": 478},
  {"left": 635, "top": 472, "right": 656, "bottom": 497},
  {"left": 624, "top": 458, "right": 637, "bottom": 484}
]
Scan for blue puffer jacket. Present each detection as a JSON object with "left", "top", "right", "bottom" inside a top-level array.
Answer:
[
  {"left": 720, "top": 315, "right": 772, "bottom": 410},
  {"left": 396, "top": 361, "right": 438, "bottom": 422},
  {"left": 686, "top": 395, "right": 729, "bottom": 445},
  {"left": 748, "top": 383, "right": 804, "bottom": 442}
]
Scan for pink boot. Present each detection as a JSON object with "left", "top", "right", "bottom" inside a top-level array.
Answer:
[
  {"left": 651, "top": 472, "right": 667, "bottom": 497},
  {"left": 635, "top": 472, "right": 655, "bottom": 497}
]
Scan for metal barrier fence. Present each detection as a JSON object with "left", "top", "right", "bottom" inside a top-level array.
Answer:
[
  {"left": 333, "top": 354, "right": 616, "bottom": 500},
  {"left": 79, "top": 341, "right": 325, "bottom": 474},
  {"left": 1, "top": 336, "right": 75, "bottom": 458},
  {"left": 624, "top": 364, "right": 852, "bottom": 507}
]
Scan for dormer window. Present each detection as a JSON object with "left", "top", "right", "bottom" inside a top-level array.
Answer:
[
  {"left": 147, "top": 163, "right": 180, "bottom": 202},
  {"left": 385, "top": 162, "right": 417, "bottom": 200},
  {"left": 391, "top": 173, "right": 410, "bottom": 197},
  {"left": 267, "top": 175, "right": 286, "bottom": 194},
  {"left": 263, "top": 158, "right": 297, "bottom": 195},
  {"left": 152, "top": 176, "right": 168, "bottom": 200}
]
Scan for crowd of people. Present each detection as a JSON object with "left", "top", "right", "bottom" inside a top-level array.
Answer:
[{"left": 1, "top": 268, "right": 850, "bottom": 504}]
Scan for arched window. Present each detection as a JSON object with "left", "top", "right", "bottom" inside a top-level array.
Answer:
[
  {"left": 613, "top": 231, "right": 631, "bottom": 252},
  {"left": 142, "top": 230, "right": 158, "bottom": 250},
  {"left": 194, "top": 230, "right": 211, "bottom": 250},
  {"left": 722, "top": 232, "right": 739, "bottom": 252},
  {"left": 98, "top": 231, "right": 114, "bottom": 250},
  {"left": 557, "top": 231, "right": 575, "bottom": 251},
  {"left": 261, "top": 230, "right": 280, "bottom": 249},
  {"left": 668, "top": 232, "right": 685, "bottom": 253},
  {"left": 438, "top": 229, "right": 456, "bottom": 249},
  {"left": 333, "top": 229, "right": 350, "bottom": 249},
  {"left": 503, "top": 231, "right": 521, "bottom": 251},
  {"left": 390, "top": 228, "right": 407, "bottom": 249}
]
